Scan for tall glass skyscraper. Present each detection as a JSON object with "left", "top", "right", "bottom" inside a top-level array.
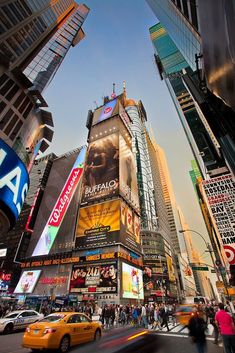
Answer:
[
  {"left": 146, "top": 0, "right": 201, "bottom": 71},
  {"left": 150, "top": 23, "right": 226, "bottom": 178},
  {"left": 0, "top": 1, "right": 89, "bottom": 232}
]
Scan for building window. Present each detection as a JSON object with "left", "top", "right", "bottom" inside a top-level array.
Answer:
[
  {"left": 0, "top": 101, "right": 6, "bottom": 114},
  {"left": 9, "top": 120, "right": 23, "bottom": 140},
  {"left": 4, "top": 114, "right": 19, "bottom": 135},
  {"left": 18, "top": 96, "right": 30, "bottom": 113},
  {"left": 14, "top": 92, "right": 26, "bottom": 108},
  {"left": 5, "top": 84, "right": 19, "bottom": 101},
  {"left": 0, "top": 108, "right": 14, "bottom": 130},
  {"left": 190, "top": 0, "right": 199, "bottom": 30},
  {"left": 0, "top": 78, "right": 14, "bottom": 96}
]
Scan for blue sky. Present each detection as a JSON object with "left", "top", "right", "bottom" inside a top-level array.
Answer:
[{"left": 44, "top": 0, "right": 210, "bottom": 260}]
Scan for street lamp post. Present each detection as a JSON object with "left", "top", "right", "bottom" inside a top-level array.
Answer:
[
  {"left": 179, "top": 229, "right": 229, "bottom": 298},
  {"left": 179, "top": 229, "right": 220, "bottom": 282}
]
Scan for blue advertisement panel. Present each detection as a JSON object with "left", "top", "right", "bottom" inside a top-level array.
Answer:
[
  {"left": 92, "top": 98, "right": 118, "bottom": 126},
  {"left": 0, "top": 138, "right": 29, "bottom": 223}
]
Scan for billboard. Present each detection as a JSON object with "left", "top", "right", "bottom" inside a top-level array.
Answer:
[
  {"left": 76, "top": 200, "right": 120, "bottom": 248},
  {"left": 120, "top": 201, "right": 140, "bottom": 250},
  {"left": 119, "top": 135, "right": 139, "bottom": 212},
  {"left": 76, "top": 200, "right": 141, "bottom": 250},
  {"left": 166, "top": 256, "right": 175, "bottom": 282},
  {"left": 202, "top": 174, "right": 235, "bottom": 264},
  {"left": 81, "top": 133, "right": 119, "bottom": 204},
  {"left": 70, "top": 263, "right": 117, "bottom": 293},
  {"left": 14, "top": 270, "right": 41, "bottom": 294},
  {"left": 122, "top": 262, "right": 144, "bottom": 299},
  {"left": 31, "top": 146, "right": 86, "bottom": 257},
  {"left": 0, "top": 138, "right": 29, "bottom": 225},
  {"left": 92, "top": 99, "right": 118, "bottom": 126}
]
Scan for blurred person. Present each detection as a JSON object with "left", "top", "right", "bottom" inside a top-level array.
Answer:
[
  {"left": 207, "top": 304, "right": 219, "bottom": 344},
  {"left": 160, "top": 304, "right": 169, "bottom": 331},
  {"left": 215, "top": 302, "right": 235, "bottom": 353},
  {"left": 188, "top": 308, "right": 207, "bottom": 353},
  {"left": 141, "top": 304, "right": 148, "bottom": 329},
  {"left": 132, "top": 306, "right": 139, "bottom": 327},
  {"left": 152, "top": 304, "right": 161, "bottom": 330}
]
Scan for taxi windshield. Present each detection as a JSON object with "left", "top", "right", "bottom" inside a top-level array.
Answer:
[
  {"left": 4, "top": 313, "right": 19, "bottom": 318},
  {"left": 41, "top": 315, "right": 65, "bottom": 322}
]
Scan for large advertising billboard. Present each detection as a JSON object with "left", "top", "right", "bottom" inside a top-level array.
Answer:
[
  {"left": 70, "top": 263, "right": 117, "bottom": 293},
  {"left": 76, "top": 200, "right": 120, "bottom": 248},
  {"left": 92, "top": 98, "right": 118, "bottom": 126},
  {"left": 120, "top": 201, "right": 140, "bottom": 250},
  {"left": 14, "top": 270, "right": 41, "bottom": 294},
  {"left": 0, "top": 138, "right": 29, "bottom": 225},
  {"left": 122, "top": 262, "right": 144, "bottom": 299},
  {"left": 31, "top": 146, "right": 86, "bottom": 257},
  {"left": 76, "top": 200, "right": 141, "bottom": 250},
  {"left": 81, "top": 133, "right": 119, "bottom": 204},
  {"left": 201, "top": 174, "right": 235, "bottom": 264},
  {"left": 119, "top": 135, "right": 139, "bottom": 213}
]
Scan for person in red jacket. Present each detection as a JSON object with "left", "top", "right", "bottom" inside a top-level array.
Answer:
[{"left": 215, "top": 302, "right": 235, "bottom": 353}]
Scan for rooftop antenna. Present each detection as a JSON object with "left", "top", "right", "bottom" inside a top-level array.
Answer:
[
  {"left": 111, "top": 83, "right": 116, "bottom": 99},
  {"left": 123, "top": 81, "right": 126, "bottom": 93}
]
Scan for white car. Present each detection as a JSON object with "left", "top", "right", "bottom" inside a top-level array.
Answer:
[{"left": 0, "top": 310, "right": 44, "bottom": 334}]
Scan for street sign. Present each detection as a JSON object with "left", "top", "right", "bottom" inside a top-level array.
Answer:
[
  {"left": 211, "top": 269, "right": 216, "bottom": 273},
  {"left": 192, "top": 266, "right": 209, "bottom": 271}
]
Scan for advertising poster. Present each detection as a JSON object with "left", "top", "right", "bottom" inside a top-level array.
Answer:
[
  {"left": 120, "top": 201, "right": 141, "bottom": 251},
  {"left": 166, "top": 256, "right": 175, "bottom": 282},
  {"left": 14, "top": 270, "right": 41, "bottom": 294},
  {"left": 70, "top": 263, "right": 117, "bottom": 293},
  {"left": 143, "top": 266, "right": 169, "bottom": 291},
  {"left": 119, "top": 135, "right": 140, "bottom": 213},
  {"left": 76, "top": 200, "right": 120, "bottom": 248},
  {"left": 32, "top": 146, "right": 86, "bottom": 257},
  {"left": 81, "top": 133, "right": 119, "bottom": 204},
  {"left": 122, "top": 262, "right": 144, "bottom": 299},
  {"left": 202, "top": 174, "right": 235, "bottom": 264},
  {"left": 92, "top": 99, "right": 119, "bottom": 126}
]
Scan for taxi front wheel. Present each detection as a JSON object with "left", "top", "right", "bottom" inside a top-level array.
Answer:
[
  {"left": 94, "top": 329, "right": 101, "bottom": 341},
  {"left": 59, "top": 335, "right": 70, "bottom": 353}
]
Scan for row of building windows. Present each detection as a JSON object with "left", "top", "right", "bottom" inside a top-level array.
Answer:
[
  {"left": 0, "top": 0, "right": 32, "bottom": 34},
  {"left": 0, "top": 73, "right": 34, "bottom": 141}
]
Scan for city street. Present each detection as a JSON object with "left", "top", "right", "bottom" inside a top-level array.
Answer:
[{"left": 0, "top": 327, "right": 223, "bottom": 353}]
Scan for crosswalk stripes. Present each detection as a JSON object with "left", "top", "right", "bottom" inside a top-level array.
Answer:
[{"left": 150, "top": 323, "right": 215, "bottom": 336}]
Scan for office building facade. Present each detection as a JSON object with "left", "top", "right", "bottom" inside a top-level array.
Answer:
[
  {"left": 0, "top": 1, "right": 89, "bottom": 232},
  {"left": 147, "top": 0, "right": 235, "bottom": 175}
]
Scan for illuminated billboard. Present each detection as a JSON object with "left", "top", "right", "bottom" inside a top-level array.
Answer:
[
  {"left": 0, "top": 138, "right": 29, "bottom": 225},
  {"left": 122, "top": 262, "right": 144, "bottom": 299},
  {"left": 70, "top": 263, "right": 117, "bottom": 293},
  {"left": 92, "top": 99, "right": 118, "bottom": 126},
  {"left": 76, "top": 200, "right": 141, "bottom": 250},
  {"left": 119, "top": 135, "right": 140, "bottom": 212},
  {"left": 120, "top": 201, "right": 141, "bottom": 250},
  {"left": 81, "top": 133, "right": 119, "bottom": 204},
  {"left": 166, "top": 256, "right": 175, "bottom": 282},
  {"left": 201, "top": 174, "right": 235, "bottom": 264},
  {"left": 14, "top": 270, "right": 41, "bottom": 294},
  {"left": 32, "top": 146, "right": 86, "bottom": 257},
  {"left": 76, "top": 200, "right": 120, "bottom": 248}
]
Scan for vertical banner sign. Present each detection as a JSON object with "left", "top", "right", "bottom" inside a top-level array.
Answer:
[
  {"left": 202, "top": 174, "right": 235, "bottom": 264},
  {"left": 32, "top": 146, "right": 86, "bottom": 257}
]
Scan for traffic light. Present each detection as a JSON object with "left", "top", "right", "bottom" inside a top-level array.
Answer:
[{"left": 229, "top": 265, "right": 235, "bottom": 286}]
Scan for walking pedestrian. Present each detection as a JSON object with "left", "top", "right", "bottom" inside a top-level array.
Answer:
[
  {"left": 188, "top": 308, "right": 207, "bottom": 353},
  {"left": 215, "top": 302, "right": 235, "bottom": 353},
  {"left": 207, "top": 304, "right": 219, "bottom": 344},
  {"left": 141, "top": 304, "right": 148, "bottom": 329},
  {"left": 160, "top": 304, "right": 170, "bottom": 331}
]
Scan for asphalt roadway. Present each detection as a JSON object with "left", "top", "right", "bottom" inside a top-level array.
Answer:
[{"left": 0, "top": 328, "right": 223, "bottom": 353}]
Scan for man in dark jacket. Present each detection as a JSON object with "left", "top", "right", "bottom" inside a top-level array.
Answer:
[{"left": 188, "top": 308, "right": 207, "bottom": 353}]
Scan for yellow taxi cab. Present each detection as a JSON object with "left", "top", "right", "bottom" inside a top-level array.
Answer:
[
  {"left": 22, "top": 312, "right": 102, "bottom": 353},
  {"left": 175, "top": 304, "right": 196, "bottom": 326}
]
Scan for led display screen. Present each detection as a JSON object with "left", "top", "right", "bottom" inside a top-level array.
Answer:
[
  {"left": 31, "top": 146, "right": 86, "bottom": 257},
  {"left": 92, "top": 99, "right": 118, "bottom": 126},
  {"left": 70, "top": 263, "right": 117, "bottom": 293},
  {"left": 0, "top": 138, "right": 29, "bottom": 224},
  {"left": 119, "top": 135, "right": 140, "bottom": 213},
  {"left": 14, "top": 270, "right": 41, "bottom": 294},
  {"left": 81, "top": 133, "right": 119, "bottom": 204},
  {"left": 122, "top": 262, "right": 144, "bottom": 299}
]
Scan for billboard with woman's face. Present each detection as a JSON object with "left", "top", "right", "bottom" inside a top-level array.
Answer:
[{"left": 81, "top": 133, "right": 119, "bottom": 204}]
